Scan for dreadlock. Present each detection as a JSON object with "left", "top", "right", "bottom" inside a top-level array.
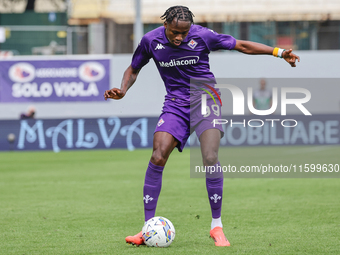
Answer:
[{"left": 160, "top": 6, "right": 194, "bottom": 24}]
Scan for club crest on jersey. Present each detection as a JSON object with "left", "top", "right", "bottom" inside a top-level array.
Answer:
[
  {"left": 187, "top": 39, "right": 198, "bottom": 49},
  {"left": 158, "top": 118, "right": 165, "bottom": 127},
  {"left": 155, "top": 43, "right": 165, "bottom": 50}
]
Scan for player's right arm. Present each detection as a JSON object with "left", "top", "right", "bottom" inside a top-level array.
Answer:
[
  {"left": 104, "top": 65, "right": 141, "bottom": 100},
  {"left": 104, "top": 34, "right": 151, "bottom": 101}
]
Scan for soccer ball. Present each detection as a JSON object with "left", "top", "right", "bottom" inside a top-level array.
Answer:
[{"left": 142, "top": 216, "right": 175, "bottom": 247}]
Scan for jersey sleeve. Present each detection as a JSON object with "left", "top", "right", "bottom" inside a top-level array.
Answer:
[
  {"left": 201, "top": 27, "right": 236, "bottom": 51},
  {"left": 131, "top": 36, "right": 152, "bottom": 70}
]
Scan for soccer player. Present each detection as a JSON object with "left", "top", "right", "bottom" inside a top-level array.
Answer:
[{"left": 104, "top": 6, "right": 299, "bottom": 247}]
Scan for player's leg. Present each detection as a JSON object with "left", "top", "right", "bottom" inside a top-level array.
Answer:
[
  {"left": 144, "top": 131, "right": 178, "bottom": 221},
  {"left": 200, "top": 128, "right": 230, "bottom": 246},
  {"left": 125, "top": 131, "right": 177, "bottom": 245},
  {"left": 200, "top": 128, "right": 223, "bottom": 223}
]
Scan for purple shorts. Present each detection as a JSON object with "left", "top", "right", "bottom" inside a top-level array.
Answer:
[{"left": 154, "top": 99, "right": 223, "bottom": 152}]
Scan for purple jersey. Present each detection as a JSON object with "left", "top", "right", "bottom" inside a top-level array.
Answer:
[{"left": 131, "top": 24, "right": 236, "bottom": 107}]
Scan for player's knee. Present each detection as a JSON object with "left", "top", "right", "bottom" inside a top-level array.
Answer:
[
  {"left": 150, "top": 151, "right": 167, "bottom": 166},
  {"left": 203, "top": 152, "right": 218, "bottom": 166}
]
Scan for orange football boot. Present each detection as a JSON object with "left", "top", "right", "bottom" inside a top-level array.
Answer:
[
  {"left": 210, "top": 227, "right": 231, "bottom": 247},
  {"left": 125, "top": 231, "right": 145, "bottom": 246}
]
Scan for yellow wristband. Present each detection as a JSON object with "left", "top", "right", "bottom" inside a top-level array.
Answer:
[{"left": 273, "top": 47, "right": 279, "bottom": 57}]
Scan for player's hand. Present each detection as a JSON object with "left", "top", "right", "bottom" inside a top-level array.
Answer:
[
  {"left": 282, "top": 49, "right": 300, "bottom": 67},
  {"left": 104, "top": 88, "right": 125, "bottom": 100}
]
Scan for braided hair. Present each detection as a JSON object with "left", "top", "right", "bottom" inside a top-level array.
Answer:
[{"left": 160, "top": 6, "right": 194, "bottom": 24}]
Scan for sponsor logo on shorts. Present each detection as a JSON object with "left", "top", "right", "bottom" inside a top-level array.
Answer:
[{"left": 158, "top": 118, "right": 165, "bottom": 127}]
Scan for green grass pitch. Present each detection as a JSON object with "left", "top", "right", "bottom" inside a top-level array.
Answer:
[{"left": 0, "top": 146, "right": 339, "bottom": 254}]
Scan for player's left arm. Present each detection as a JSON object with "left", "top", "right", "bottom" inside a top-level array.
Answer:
[{"left": 233, "top": 40, "right": 300, "bottom": 67}]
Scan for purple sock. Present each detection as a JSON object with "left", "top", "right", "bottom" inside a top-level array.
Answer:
[
  {"left": 206, "top": 161, "right": 224, "bottom": 219},
  {"left": 143, "top": 161, "right": 164, "bottom": 221}
]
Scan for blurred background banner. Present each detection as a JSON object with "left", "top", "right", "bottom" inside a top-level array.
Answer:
[
  {"left": 1, "top": 114, "right": 339, "bottom": 152},
  {"left": 1, "top": 116, "right": 156, "bottom": 152},
  {"left": 0, "top": 57, "right": 110, "bottom": 102},
  {"left": 190, "top": 114, "right": 340, "bottom": 147},
  {"left": 0, "top": 0, "right": 340, "bottom": 149}
]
